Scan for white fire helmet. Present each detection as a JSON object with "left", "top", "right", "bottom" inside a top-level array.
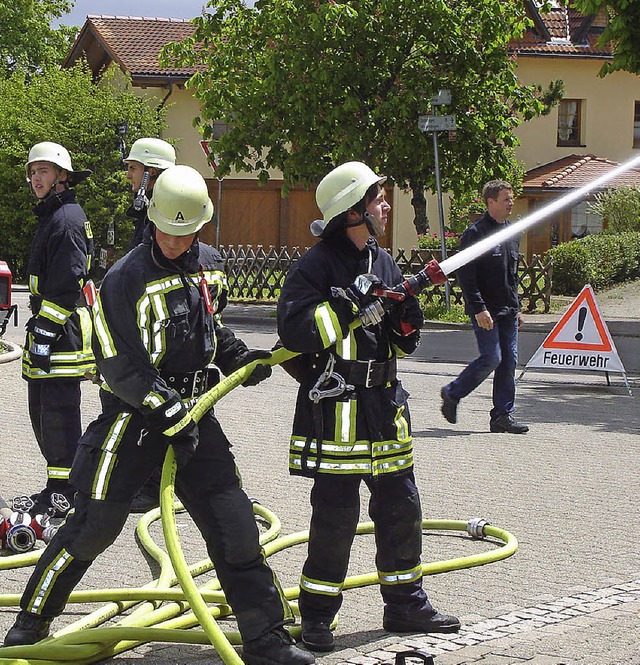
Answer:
[
  {"left": 25, "top": 142, "right": 91, "bottom": 185},
  {"left": 147, "top": 165, "right": 213, "bottom": 236},
  {"left": 125, "top": 138, "right": 176, "bottom": 170},
  {"left": 310, "top": 161, "right": 386, "bottom": 237}
]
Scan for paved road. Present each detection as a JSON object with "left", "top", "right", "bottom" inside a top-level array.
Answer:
[{"left": 0, "top": 294, "right": 638, "bottom": 665}]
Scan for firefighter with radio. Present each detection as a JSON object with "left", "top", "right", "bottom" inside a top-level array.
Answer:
[
  {"left": 123, "top": 137, "right": 177, "bottom": 513},
  {"left": 4, "top": 165, "right": 315, "bottom": 665},
  {"left": 22, "top": 141, "right": 95, "bottom": 519},
  {"left": 124, "top": 137, "right": 176, "bottom": 250},
  {"left": 277, "top": 162, "right": 460, "bottom": 652}
]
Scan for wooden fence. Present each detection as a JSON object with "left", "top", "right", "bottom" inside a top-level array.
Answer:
[{"left": 220, "top": 245, "right": 553, "bottom": 313}]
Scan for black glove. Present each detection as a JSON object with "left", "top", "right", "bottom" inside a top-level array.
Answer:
[
  {"left": 331, "top": 274, "right": 385, "bottom": 328},
  {"left": 232, "top": 349, "right": 273, "bottom": 387},
  {"left": 146, "top": 395, "right": 199, "bottom": 469},
  {"left": 168, "top": 418, "right": 199, "bottom": 470},
  {"left": 388, "top": 300, "right": 424, "bottom": 336},
  {"left": 29, "top": 326, "right": 56, "bottom": 373}
]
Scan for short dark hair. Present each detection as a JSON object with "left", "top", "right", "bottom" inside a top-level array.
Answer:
[{"left": 482, "top": 180, "right": 512, "bottom": 204}]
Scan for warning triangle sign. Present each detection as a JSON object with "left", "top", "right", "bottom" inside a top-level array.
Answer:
[
  {"left": 523, "top": 284, "right": 627, "bottom": 377},
  {"left": 543, "top": 284, "right": 611, "bottom": 352}
]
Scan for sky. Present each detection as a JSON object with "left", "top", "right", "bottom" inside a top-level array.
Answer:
[{"left": 54, "top": 1, "right": 210, "bottom": 27}]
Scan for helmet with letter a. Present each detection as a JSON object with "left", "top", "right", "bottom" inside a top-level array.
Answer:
[
  {"left": 147, "top": 165, "right": 213, "bottom": 236},
  {"left": 310, "top": 161, "right": 386, "bottom": 238}
]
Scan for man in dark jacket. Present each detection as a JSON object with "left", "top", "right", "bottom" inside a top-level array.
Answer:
[
  {"left": 440, "top": 180, "right": 529, "bottom": 434},
  {"left": 22, "top": 142, "right": 95, "bottom": 518},
  {"left": 5, "top": 165, "right": 314, "bottom": 665},
  {"left": 277, "top": 161, "right": 460, "bottom": 653}
]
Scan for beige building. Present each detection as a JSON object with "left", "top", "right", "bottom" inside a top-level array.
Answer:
[{"left": 64, "top": 5, "right": 640, "bottom": 258}]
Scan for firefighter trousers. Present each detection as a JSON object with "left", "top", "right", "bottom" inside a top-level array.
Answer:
[
  {"left": 27, "top": 378, "right": 81, "bottom": 496},
  {"left": 298, "top": 471, "right": 433, "bottom": 623},
  {"left": 19, "top": 407, "right": 292, "bottom": 641}
]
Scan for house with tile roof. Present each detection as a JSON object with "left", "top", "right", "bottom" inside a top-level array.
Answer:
[
  {"left": 63, "top": 6, "right": 640, "bottom": 258},
  {"left": 512, "top": 1, "right": 640, "bottom": 258}
]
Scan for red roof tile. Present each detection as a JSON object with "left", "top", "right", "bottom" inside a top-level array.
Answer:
[
  {"left": 510, "top": 6, "right": 611, "bottom": 58},
  {"left": 523, "top": 155, "right": 640, "bottom": 191},
  {"left": 64, "top": 15, "right": 199, "bottom": 80}
]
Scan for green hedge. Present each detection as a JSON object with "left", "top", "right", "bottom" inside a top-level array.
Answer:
[{"left": 547, "top": 232, "right": 640, "bottom": 295}]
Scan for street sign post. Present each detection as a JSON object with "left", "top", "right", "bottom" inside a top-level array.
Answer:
[{"left": 418, "top": 91, "right": 457, "bottom": 309}]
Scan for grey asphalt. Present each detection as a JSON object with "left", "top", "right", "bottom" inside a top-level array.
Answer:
[{"left": 0, "top": 292, "right": 638, "bottom": 665}]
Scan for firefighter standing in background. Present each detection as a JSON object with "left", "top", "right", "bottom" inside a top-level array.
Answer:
[
  {"left": 123, "top": 137, "right": 177, "bottom": 513},
  {"left": 22, "top": 142, "right": 95, "bottom": 518},
  {"left": 277, "top": 162, "right": 461, "bottom": 653},
  {"left": 124, "top": 137, "right": 176, "bottom": 250},
  {"left": 5, "top": 165, "right": 315, "bottom": 665}
]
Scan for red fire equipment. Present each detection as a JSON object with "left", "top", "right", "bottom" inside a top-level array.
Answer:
[{"left": 0, "top": 260, "right": 18, "bottom": 337}]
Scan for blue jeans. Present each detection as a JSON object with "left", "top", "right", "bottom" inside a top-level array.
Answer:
[{"left": 446, "top": 314, "right": 518, "bottom": 419}]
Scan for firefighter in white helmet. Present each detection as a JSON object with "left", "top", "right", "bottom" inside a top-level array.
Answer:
[
  {"left": 277, "top": 162, "right": 460, "bottom": 652},
  {"left": 124, "top": 137, "right": 176, "bottom": 249},
  {"left": 5, "top": 165, "right": 315, "bottom": 665},
  {"left": 21, "top": 141, "right": 95, "bottom": 519}
]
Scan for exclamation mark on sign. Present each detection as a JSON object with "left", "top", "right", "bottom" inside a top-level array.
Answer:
[{"left": 575, "top": 306, "right": 587, "bottom": 341}]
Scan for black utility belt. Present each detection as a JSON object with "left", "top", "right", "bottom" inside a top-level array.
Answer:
[
  {"left": 163, "top": 368, "right": 219, "bottom": 399},
  {"left": 334, "top": 357, "right": 397, "bottom": 388}
]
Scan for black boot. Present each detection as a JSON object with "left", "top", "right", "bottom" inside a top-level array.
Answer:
[
  {"left": 242, "top": 626, "right": 315, "bottom": 665},
  {"left": 4, "top": 611, "right": 52, "bottom": 646},
  {"left": 301, "top": 620, "right": 335, "bottom": 652},
  {"left": 490, "top": 414, "right": 529, "bottom": 434},
  {"left": 383, "top": 604, "right": 461, "bottom": 634}
]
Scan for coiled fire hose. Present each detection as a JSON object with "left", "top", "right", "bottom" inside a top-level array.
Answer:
[{"left": 0, "top": 340, "right": 518, "bottom": 665}]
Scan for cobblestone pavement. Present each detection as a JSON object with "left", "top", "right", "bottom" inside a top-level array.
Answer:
[{"left": 0, "top": 294, "right": 638, "bottom": 665}]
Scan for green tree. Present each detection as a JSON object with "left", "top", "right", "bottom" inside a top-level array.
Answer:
[
  {"left": 0, "top": 64, "right": 167, "bottom": 280},
  {"left": 588, "top": 186, "right": 640, "bottom": 233},
  {"left": 162, "top": 0, "right": 560, "bottom": 234},
  {"left": 569, "top": 0, "right": 640, "bottom": 75},
  {"left": 0, "top": 0, "right": 77, "bottom": 76}
]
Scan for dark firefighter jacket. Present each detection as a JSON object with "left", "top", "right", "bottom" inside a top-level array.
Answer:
[
  {"left": 455, "top": 211, "right": 521, "bottom": 318},
  {"left": 90, "top": 236, "right": 250, "bottom": 427},
  {"left": 22, "top": 189, "right": 95, "bottom": 380},
  {"left": 126, "top": 203, "right": 148, "bottom": 251},
  {"left": 277, "top": 229, "right": 424, "bottom": 479}
]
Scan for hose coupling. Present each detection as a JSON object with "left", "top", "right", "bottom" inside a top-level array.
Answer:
[{"left": 467, "top": 517, "right": 489, "bottom": 539}]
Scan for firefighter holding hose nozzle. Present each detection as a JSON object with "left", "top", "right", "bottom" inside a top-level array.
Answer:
[{"left": 277, "top": 161, "right": 460, "bottom": 653}]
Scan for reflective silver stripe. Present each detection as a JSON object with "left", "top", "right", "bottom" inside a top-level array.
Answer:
[
  {"left": 40, "top": 300, "right": 71, "bottom": 323},
  {"left": 290, "top": 457, "right": 372, "bottom": 473},
  {"left": 300, "top": 577, "right": 342, "bottom": 596},
  {"left": 316, "top": 303, "right": 340, "bottom": 346},
  {"left": 378, "top": 566, "right": 422, "bottom": 585},
  {"left": 290, "top": 439, "right": 370, "bottom": 454},
  {"left": 30, "top": 550, "right": 73, "bottom": 612},
  {"left": 94, "top": 413, "right": 130, "bottom": 500}
]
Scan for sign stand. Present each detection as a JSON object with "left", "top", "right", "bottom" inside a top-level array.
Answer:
[{"left": 518, "top": 284, "right": 632, "bottom": 396}]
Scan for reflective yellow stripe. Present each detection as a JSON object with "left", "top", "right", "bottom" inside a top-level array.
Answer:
[
  {"left": 40, "top": 299, "right": 73, "bottom": 324},
  {"left": 47, "top": 467, "right": 70, "bottom": 480}
]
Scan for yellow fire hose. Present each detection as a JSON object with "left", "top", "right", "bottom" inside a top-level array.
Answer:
[{"left": 0, "top": 345, "right": 518, "bottom": 664}]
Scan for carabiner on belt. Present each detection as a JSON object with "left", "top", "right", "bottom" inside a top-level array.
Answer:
[{"left": 308, "top": 354, "right": 354, "bottom": 404}]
